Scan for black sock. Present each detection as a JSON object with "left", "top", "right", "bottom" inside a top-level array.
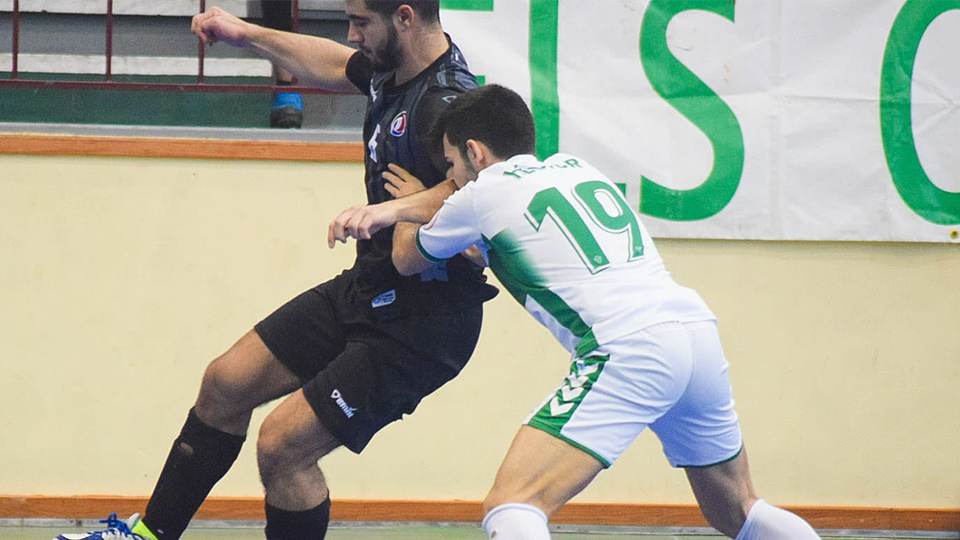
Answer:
[
  {"left": 264, "top": 497, "right": 331, "bottom": 540},
  {"left": 141, "top": 408, "right": 245, "bottom": 540}
]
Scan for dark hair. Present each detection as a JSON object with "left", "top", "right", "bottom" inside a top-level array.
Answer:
[
  {"left": 429, "top": 84, "right": 537, "bottom": 163},
  {"left": 364, "top": 1, "right": 440, "bottom": 24}
]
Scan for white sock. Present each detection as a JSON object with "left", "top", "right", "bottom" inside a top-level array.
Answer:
[
  {"left": 735, "top": 499, "right": 822, "bottom": 540},
  {"left": 482, "top": 503, "right": 551, "bottom": 540}
]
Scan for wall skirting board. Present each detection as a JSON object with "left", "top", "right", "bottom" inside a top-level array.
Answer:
[
  {"left": 0, "top": 497, "right": 957, "bottom": 532},
  {"left": 0, "top": 134, "right": 364, "bottom": 162}
]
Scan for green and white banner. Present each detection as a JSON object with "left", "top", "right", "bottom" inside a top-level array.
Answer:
[{"left": 441, "top": 0, "right": 960, "bottom": 242}]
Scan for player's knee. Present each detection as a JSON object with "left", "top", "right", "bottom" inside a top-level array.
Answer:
[
  {"left": 256, "top": 419, "right": 294, "bottom": 482},
  {"left": 197, "top": 355, "right": 247, "bottom": 409}
]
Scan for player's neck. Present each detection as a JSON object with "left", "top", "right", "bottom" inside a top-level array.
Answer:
[{"left": 395, "top": 27, "right": 449, "bottom": 86}]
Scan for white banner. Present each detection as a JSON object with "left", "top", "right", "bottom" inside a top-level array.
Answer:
[{"left": 440, "top": 0, "right": 960, "bottom": 242}]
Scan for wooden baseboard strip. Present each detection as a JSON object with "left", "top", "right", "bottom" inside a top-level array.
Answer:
[
  {"left": 0, "top": 133, "right": 364, "bottom": 163},
  {"left": 1, "top": 497, "right": 957, "bottom": 532}
]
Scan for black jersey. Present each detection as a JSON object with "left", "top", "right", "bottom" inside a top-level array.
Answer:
[{"left": 344, "top": 38, "right": 497, "bottom": 313}]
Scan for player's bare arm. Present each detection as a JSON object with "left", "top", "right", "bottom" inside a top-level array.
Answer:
[
  {"left": 392, "top": 217, "right": 485, "bottom": 275},
  {"left": 191, "top": 7, "right": 357, "bottom": 92},
  {"left": 392, "top": 222, "right": 434, "bottom": 276},
  {"left": 327, "top": 204, "right": 398, "bottom": 247},
  {"left": 371, "top": 165, "right": 486, "bottom": 267},
  {"left": 327, "top": 179, "right": 457, "bottom": 247}
]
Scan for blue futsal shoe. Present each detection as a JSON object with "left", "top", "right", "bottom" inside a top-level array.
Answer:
[
  {"left": 54, "top": 512, "right": 148, "bottom": 540},
  {"left": 270, "top": 92, "right": 303, "bottom": 129}
]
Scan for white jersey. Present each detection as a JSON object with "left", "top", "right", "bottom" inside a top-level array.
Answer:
[{"left": 416, "top": 153, "right": 715, "bottom": 358}]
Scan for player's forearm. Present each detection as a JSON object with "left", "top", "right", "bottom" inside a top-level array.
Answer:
[
  {"left": 244, "top": 25, "right": 357, "bottom": 92},
  {"left": 391, "top": 179, "right": 457, "bottom": 223},
  {"left": 392, "top": 222, "right": 434, "bottom": 276}
]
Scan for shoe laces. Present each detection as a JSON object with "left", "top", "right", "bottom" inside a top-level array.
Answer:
[{"left": 94, "top": 513, "right": 142, "bottom": 540}]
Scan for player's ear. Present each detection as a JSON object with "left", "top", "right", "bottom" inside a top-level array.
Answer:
[
  {"left": 465, "top": 140, "right": 485, "bottom": 170},
  {"left": 395, "top": 5, "right": 414, "bottom": 28}
]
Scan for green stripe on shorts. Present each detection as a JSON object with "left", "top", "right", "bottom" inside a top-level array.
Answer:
[{"left": 526, "top": 355, "right": 610, "bottom": 467}]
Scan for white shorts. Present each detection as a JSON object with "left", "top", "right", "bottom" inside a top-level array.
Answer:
[{"left": 524, "top": 320, "right": 742, "bottom": 468}]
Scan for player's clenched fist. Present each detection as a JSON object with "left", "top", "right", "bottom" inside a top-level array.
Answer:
[
  {"left": 191, "top": 7, "right": 251, "bottom": 48},
  {"left": 328, "top": 204, "right": 401, "bottom": 248}
]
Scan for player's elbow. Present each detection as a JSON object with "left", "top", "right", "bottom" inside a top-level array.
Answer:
[{"left": 392, "top": 250, "right": 420, "bottom": 277}]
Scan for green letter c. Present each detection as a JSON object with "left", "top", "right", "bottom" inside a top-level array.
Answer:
[{"left": 881, "top": 0, "right": 960, "bottom": 225}]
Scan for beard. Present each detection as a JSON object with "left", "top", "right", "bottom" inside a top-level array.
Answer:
[
  {"left": 465, "top": 160, "right": 479, "bottom": 182},
  {"left": 463, "top": 155, "right": 481, "bottom": 184},
  {"left": 370, "top": 25, "right": 403, "bottom": 72}
]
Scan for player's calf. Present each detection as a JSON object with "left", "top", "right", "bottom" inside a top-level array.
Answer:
[
  {"left": 684, "top": 449, "right": 820, "bottom": 539},
  {"left": 684, "top": 448, "right": 757, "bottom": 537},
  {"left": 257, "top": 392, "right": 340, "bottom": 540},
  {"left": 256, "top": 391, "right": 339, "bottom": 506},
  {"left": 139, "top": 407, "right": 246, "bottom": 540}
]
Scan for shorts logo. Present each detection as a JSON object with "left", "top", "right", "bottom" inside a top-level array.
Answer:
[
  {"left": 372, "top": 289, "right": 396, "bottom": 308},
  {"left": 330, "top": 389, "right": 357, "bottom": 418},
  {"left": 390, "top": 111, "right": 408, "bottom": 137},
  {"left": 550, "top": 361, "right": 600, "bottom": 416}
]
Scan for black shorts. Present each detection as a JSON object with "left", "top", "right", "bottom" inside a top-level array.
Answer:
[{"left": 253, "top": 271, "right": 483, "bottom": 453}]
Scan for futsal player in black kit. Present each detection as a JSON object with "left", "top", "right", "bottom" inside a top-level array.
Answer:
[{"left": 54, "top": 3, "right": 496, "bottom": 540}]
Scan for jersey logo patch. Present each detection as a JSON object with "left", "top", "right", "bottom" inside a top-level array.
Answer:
[
  {"left": 390, "top": 111, "right": 408, "bottom": 137},
  {"left": 371, "top": 289, "right": 396, "bottom": 308}
]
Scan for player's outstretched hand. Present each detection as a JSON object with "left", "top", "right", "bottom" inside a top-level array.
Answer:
[
  {"left": 192, "top": 6, "right": 251, "bottom": 48},
  {"left": 383, "top": 164, "right": 426, "bottom": 199},
  {"left": 328, "top": 203, "right": 399, "bottom": 248}
]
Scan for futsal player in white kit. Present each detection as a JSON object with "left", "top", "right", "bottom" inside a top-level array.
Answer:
[{"left": 328, "top": 84, "right": 822, "bottom": 540}]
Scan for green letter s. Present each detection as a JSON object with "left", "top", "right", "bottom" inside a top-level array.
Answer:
[{"left": 639, "top": 0, "right": 744, "bottom": 221}]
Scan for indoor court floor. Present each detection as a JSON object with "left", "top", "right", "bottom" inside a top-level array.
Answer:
[{"left": 2, "top": 522, "right": 955, "bottom": 540}]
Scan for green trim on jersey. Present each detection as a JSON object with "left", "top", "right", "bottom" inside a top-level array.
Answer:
[
  {"left": 415, "top": 227, "right": 447, "bottom": 263},
  {"left": 483, "top": 230, "right": 599, "bottom": 356},
  {"left": 481, "top": 232, "right": 530, "bottom": 305},
  {"left": 526, "top": 354, "right": 611, "bottom": 468}
]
